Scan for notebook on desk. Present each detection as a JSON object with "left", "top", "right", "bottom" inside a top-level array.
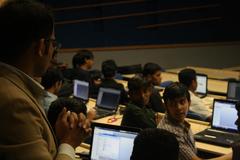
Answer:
[
  {"left": 194, "top": 99, "right": 240, "bottom": 147},
  {"left": 73, "top": 79, "right": 89, "bottom": 103},
  {"left": 227, "top": 80, "right": 240, "bottom": 101},
  {"left": 89, "top": 123, "right": 140, "bottom": 160},
  {"left": 94, "top": 87, "right": 121, "bottom": 120},
  {"left": 196, "top": 74, "right": 208, "bottom": 98}
]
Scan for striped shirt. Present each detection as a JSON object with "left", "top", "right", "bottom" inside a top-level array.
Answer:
[
  {"left": 158, "top": 114, "right": 197, "bottom": 160},
  {"left": 232, "top": 141, "right": 240, "bottom": 160}
]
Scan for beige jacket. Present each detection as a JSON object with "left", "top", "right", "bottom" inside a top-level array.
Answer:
[{"left": 0, "top": 63, "right": 72, "bottom": 160}]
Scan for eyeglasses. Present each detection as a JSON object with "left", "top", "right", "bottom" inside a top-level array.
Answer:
[{"left": 45, "top": 38, "right": 61, "bottom": 50}]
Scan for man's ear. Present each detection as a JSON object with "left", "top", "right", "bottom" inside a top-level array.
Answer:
[{"left": 35, "top": 38, "right": 45, "bottom": 57}]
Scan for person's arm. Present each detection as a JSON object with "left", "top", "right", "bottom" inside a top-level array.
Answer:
[{"left": 55, "top": 108, "right": 92, "bottom": 159}]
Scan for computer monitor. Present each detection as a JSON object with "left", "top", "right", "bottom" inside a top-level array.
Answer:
[
  {"left": 96, "top": 88, "right": 121, "bottom": 110},
  {"left": 90, "top": 123, "right": 140, "bottom": 160},
  {"left": 196, "top": 74, "right": 208, "bottom": 96},
  {"left": 227, "top": 80, "right": 240, "bottom": 101},
  {"left": 212, "top": 99, "right": 238, "bottom": 132},
  {"left": 73, "top": 80, "right": 89, "bottom": 101}
]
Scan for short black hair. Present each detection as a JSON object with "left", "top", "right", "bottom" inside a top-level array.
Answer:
[
  {"left": 128, "top": 77, "right": 152, "bottom": 95},
  {"left": 163, "top": 82, "right": 190, "bottom": 104},
  {"left": 72, "top": 50, "right": 94, "bottom": 68},
  {"left": 41, "top": 68, "right": 64, "bottom": 90},
  {"left": 47, "top": 97, "right": 87, "bottom": 131},
  {"left": 131, "top": 128, "right": 179, "bottom": 160},
  {"left": 142, "top": 63, "right": 162, "bottom": 77},
  {"left": 90, "top": 69, "right": 103, "bottom": 81},
  {"left": 178, "top": 68, "right": 196, "bottom": 88},
  {"left": 0, "top": 0, "right": 54, "bottom": 61},
  {"left": 101, "top": 60, "right": 117, "bottom": 78}
]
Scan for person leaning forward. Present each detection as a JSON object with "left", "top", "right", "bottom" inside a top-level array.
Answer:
[{"left": 0, "top": 0, "right": 91, "bottom": 159}]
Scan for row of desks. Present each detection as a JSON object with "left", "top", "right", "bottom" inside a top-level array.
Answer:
[
  {"left": 167, "top": 66, "right": 240, "bottom": 81},
  {"left": 121, "top": 72, "right": 228, "bottom": 95},
  {"left": 75, "top": 99, "right": 232, "bottom": 157}
]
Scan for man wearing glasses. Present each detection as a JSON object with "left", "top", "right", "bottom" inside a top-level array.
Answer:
[{"left": 0, "top": 0, "right": 91, "bottom": 159}]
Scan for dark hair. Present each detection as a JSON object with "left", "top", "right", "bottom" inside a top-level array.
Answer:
[
  {"left": 163, "top": 82, "right": 190, "bottom": 104},
  {"left": 101, "top": 60, "right": 117, "bottom": 78},
  {"left": 41, "top": 68, "right": 64, "bottom": 90},
  {"left": 128, "top": 77, "right": 152, "bottom": 106},
  {"left": 72, "top": 50, "right": 94, "bottom": 68},
  {"left": 47, "top": 97, "right": 87, "bottom": 131},
  {"left": 90, "top": 69, "right": 103, "bottom": 81},
  {"left": 142, "top": 63, "right": 162, "bottom": 77},
  {"left": 178, "top": 68, "right": 196, "bottom": 88},
  {"left": 131, "top": 128, "right": 179, "bottom": 160},
  {"left": 0, "top": 0, "right": 54, "bottom": 61}
]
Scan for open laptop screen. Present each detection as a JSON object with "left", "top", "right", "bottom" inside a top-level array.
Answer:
[
  {"left": 227, "top": 81, "right": 240, "bottom": 101},
  {"left": 196, "top": 74, "right": 207, "bottom": 95},
  {"left": 212, "top": 100, "right": 238, "bottom": 132},
  {"left": 90, "top": 124, "right": 139, "bottom": 160},
  {"left": 96, "top": 88, "right": 121, "bottom": 110},
  {"left": 73, "top": 80, "right": 89, "bottom": 100}
]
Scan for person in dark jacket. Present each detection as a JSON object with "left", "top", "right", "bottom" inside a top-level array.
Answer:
[
  {"left": 121, "top": 77, "right": 161, "bottom": 129},
  {"left": 143, "top": 62, "right": 165, "bottom": 112},
  {"left": 100, "top": 59, "right": 129, "bottom": 104}
]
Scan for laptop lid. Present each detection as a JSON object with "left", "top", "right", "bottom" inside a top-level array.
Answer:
[
  {"left": 73, "top": 80, "right": 89, "bottom": 101},
  {"left": 196, "top": 74, "right": 208, "bottom": 96},
  {"left": 211, "top": 99, "right": 238, "bottom": 133},
  {"left": 227, "top": 80, "right": 240, "bottom": 101},
  {"left": 89, "top": 123, "right": 140, "bottom": 160},
  {"left": 96, "top": 87, "right": 121, "bottom": 111}
]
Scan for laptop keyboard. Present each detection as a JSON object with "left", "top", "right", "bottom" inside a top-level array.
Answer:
[{"left": 194, "top": 129, "right": 240, "bottom": 147}]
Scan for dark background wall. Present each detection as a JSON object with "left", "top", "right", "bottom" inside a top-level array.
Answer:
[
  {"left": 43, "top": 0, "right": 240, "bottom": 49},
  {"left": 42, "top": 0, "right": 240, "bottom": 69}
]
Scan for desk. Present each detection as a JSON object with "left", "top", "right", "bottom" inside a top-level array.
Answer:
[
  {"left": 161, "top": 72, "right": 228, "bottom": 95},
  {"left": 167, "top": 66, "right": 240, "bottom": 80}
]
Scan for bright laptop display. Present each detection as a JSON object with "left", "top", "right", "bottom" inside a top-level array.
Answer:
[
  {"left": 212, "top": 100, "right": 238, "bottom": 132},
  {"left": 73, "top": 80, "right": 89, "bottom": 101},
  {"left": 194, "top": 99, "right": 240, "bottom": 147},
  {"left": 196, "top": 74, "right": 208, "bottom": 96},
  {"left": 90, "top": 123, "right": 140, "bottom": 160},
  {"left": 227, "top": 80, "right": 240, "bottom": 101}
]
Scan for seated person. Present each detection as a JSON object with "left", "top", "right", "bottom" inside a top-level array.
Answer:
[
  {"left": 158, "top": 82, "right": 232, "bottom": 160},
  {"left": 142, "top": 62, "right": 165, "bottom": 113},
  {"left": 62, "top": 49, "right": 94, "bottom": 82},
  {"left": 100, "top": 59, "right": 129, "bottom": 104},
  {"left": 103, "top": 59, "right": 123, "bottom": 80},
  {"left": 131, "top": 128, "right": 179, "bottom": 160},
  {"left": 41, "top": 68, "right": 64, "bottom": 113},
  {"left": 178, "top": 68, "right": 211, "bottom": 121},
  {"left": 89, "top": 69, "right": 103, "bottom": 99},
  {"left": 121, "top": 77, "right": 161, "bottom": 129}
]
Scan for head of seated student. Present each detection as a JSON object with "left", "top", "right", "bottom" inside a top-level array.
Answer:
[
  {"left": 41, "top": 68, "right": 64, "bottom": 95},
  {"left": 128, "top": 77, "right": 153, "bottom": 107},
  {"left": 142, "top": 63, "right": 162, "bottom": 86},
  {"left": 47, "top": 97, "right": 87, "bottom": 132},
  {"left": 235, "top": 101, "right": 240, "bottom": 132},
  {"left": 131, "top": 128, "right": 179, "bottom": 160},
  {"left": 163, "top": 82, "right": 191, "bottom": 123},
  {"left": 101, "top": 59, "right": 117, "bottom": 79},
  {"left": 178, "top": 68, "right": 197, "bottom": 92},
  {"left": 72, "top": 49, "right": 94, "bottom": 70}
]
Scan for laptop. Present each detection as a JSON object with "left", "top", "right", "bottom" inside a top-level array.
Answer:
[
  {"left": 194, "top": 99, "right": 240, "bottom": 147},
  {"left": 89, "top": 123, "right": 140, "bottom": 160},
  {"left": 227, "top": 80, "right": 240, "bottom": 101},
  {"left": 73, "top": 79, "right": 89, "bottom": 103},
  {"left": 196, "top": 74, "right": 208, "bottom": 98},
  {"left": 94, "top": 87, "right": 121, "bottom": 119}
]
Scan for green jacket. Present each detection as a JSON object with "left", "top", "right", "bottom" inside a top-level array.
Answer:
[{"left": 121, "top": 102, "right": 156, "bottom": 129}]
